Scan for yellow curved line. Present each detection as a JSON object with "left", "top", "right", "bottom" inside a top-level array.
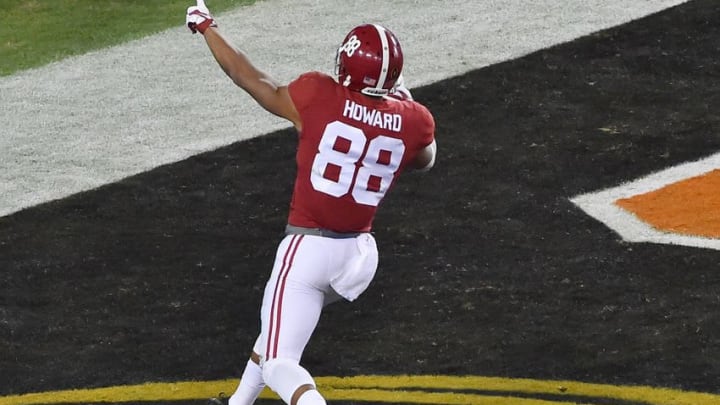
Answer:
[
  {"left": 319, "top": 388, "right": 563, "bottom": 404},
  {"left": 0, "top": 383, "right": 569, "bottom": 405},
  {"left": 323, "top": 375, "right": 720, "bottom": 405},
  {"left": 1, "top": 375, "right": 719, "bottom": 405},
  {"left": 0, "top": 380, "right": 236, "bottom": 405}
]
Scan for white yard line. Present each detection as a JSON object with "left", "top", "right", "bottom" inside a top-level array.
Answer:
[{"left": 0, "top": 0, "right": 686, "bottom": 217}]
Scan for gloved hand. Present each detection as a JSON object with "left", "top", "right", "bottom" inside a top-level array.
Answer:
[{"left": 186, "top": 0, "right": 217, "bottom": 34}]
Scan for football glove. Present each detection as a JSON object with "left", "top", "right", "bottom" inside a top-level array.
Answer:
[{"left": 186, "top": 0, "right": 217, "bottom": 34}]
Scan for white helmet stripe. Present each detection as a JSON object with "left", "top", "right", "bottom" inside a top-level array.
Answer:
[{"left": 372, "top": 24, "right": 390, "bottom": 91}]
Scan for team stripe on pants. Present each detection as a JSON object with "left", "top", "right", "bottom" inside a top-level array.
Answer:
[{"left": 265, "top": 234, "right": 304, "bottom": 360}]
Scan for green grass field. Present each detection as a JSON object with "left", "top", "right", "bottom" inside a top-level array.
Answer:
[{"left": 0, "top": 0, "right": 256, "bottom": 76}]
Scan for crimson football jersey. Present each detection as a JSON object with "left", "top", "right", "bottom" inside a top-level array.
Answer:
[{"left": 287, "top": 72, "right": 435, "bottom": 232}]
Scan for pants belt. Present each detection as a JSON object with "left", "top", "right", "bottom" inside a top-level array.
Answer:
[{"left": 285, "top": 224, "right": 362, "bottom": 239}]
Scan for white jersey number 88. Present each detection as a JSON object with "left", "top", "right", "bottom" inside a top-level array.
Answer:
[{"left": 311, "top": 120, "right": 405, "bottom": 206}]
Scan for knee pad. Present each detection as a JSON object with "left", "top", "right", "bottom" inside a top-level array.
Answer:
[{"left": 262, "top": 358, "right": 316, "bottom": 403}]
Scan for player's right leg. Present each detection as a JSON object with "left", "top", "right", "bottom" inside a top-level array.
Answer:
[{"left": 227, "top": 351, "right": 264, "bottom": 405}]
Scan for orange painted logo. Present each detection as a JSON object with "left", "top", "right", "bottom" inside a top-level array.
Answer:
[{"left": 615, "top": 169, "right": 720, "bottom": 238}]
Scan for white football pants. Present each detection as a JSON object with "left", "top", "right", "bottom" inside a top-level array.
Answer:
[{"left": 231, "top": 232, "right": 379, "bottom": 405}]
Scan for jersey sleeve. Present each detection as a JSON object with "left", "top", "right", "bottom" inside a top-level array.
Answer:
[
  {"left": 416, "top": 103, "right": 436, "bottom": 147},
  {"left": 288, "top": 72, "right": 335, "bottom": 114}
]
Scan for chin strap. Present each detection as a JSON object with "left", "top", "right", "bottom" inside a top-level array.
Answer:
[{"left": 361, "top": 87, "right": 390, "bottom": 96}]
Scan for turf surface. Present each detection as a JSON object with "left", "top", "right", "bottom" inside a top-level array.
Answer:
[{"left": 1, "top": 1, "right": 719, "bottom": 404}]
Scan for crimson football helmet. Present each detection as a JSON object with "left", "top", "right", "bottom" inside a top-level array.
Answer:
[{"left": 335, "top": 24, "right": 404, "bottom": 96}]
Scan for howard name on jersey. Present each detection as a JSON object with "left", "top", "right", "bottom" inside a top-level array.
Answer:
[{"left": 342, "top": 100, "right": 402, "bottom": 133}]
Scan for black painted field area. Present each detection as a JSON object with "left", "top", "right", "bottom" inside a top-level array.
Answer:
[{"left": 1, "top": 1, "right": 719, "bottom": 404}]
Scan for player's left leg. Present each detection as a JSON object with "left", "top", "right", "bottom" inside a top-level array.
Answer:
[{"left": 258, "top": 234, "right": 330, "bottom": 404}]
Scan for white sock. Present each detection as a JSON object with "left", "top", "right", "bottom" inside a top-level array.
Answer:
[{"left": 228, "top": 359, "right": 265, "bottom": 405}]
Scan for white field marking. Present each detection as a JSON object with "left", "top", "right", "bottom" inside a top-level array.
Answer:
[
  {"left": 0, "top": 0, "right": 687, "bottom": 218},
  {"left": 570, "top": 152, "right": 720, "bottom": 250}
]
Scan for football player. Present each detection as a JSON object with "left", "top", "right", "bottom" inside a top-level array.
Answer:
[{"left": 187, "top": 1, "right": 436, "bottom": 404}]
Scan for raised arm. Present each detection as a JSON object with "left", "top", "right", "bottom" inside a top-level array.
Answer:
[{"left": 186, "top": 1, "right": 301, "bottom": 129}]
